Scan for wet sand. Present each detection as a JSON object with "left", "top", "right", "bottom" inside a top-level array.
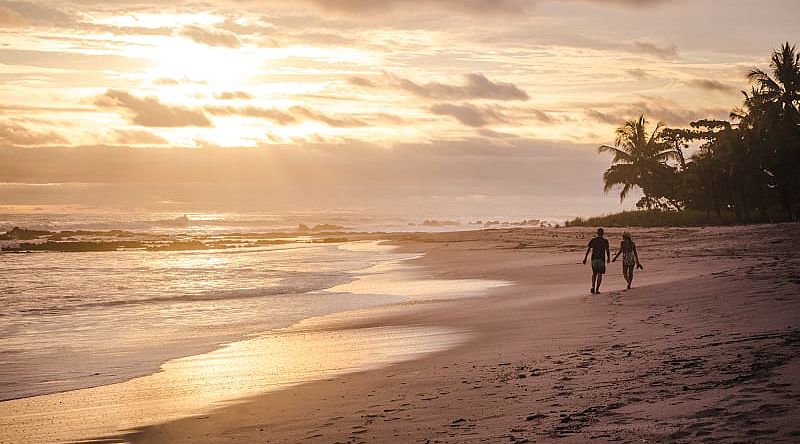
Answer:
[
  {"left": 115, "top": 224, "right": 800, "bottom": 443},
  {"left": 0, "top": 245, "right": 501, "bottom": 444}
]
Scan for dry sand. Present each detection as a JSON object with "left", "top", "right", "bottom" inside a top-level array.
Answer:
[{"left": 91, "top": 225, "right": 800, "bottom": 442}]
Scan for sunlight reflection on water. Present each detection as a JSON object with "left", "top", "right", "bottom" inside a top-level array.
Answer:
[
  {"left": 0, "top": 325, "right": 469, "bottom": 444},
  {"left": 0, "top": 240, "right": 508, "bottom": 444}
]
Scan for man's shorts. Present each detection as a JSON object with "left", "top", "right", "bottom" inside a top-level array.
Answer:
[{"left": 591, "top": 259, "right": 606, "bottom": 274}]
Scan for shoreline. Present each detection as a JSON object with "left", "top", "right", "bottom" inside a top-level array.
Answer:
[
  {"left": 120, "top": 224, "right": 800, "bottom": 443},
  {"left": 0, "top": 241, "right": 505, "bottom": 444},
  {"left": 0, "top": 241, "right": 415, "bottom": 402}
]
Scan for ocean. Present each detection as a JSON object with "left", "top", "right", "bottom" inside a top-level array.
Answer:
[
  {"left": 0, "top": 212, "right": 508, "bottom": 443},
  {"left": 0, "top": 240, "right": 409, "bottom": 400}
]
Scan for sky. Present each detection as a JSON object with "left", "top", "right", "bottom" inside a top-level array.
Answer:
[{"left": 0, "top": 0, "right": 797, "bottom": 218}]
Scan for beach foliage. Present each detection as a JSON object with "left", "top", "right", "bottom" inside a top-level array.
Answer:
[
  {"left": 596, "top": 42, "right": 800, "bottom": 224},
  {"left": 567, "top": 210, "right": 743, "bottom": 228}
]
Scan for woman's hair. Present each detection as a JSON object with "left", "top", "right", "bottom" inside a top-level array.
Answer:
[{"left": 622, "top": 237, "right": 634, "bottom": 251}]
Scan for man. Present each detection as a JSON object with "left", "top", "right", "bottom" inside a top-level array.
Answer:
[{"left": 582, "top": 228, "right": 610, "bottom": 294}]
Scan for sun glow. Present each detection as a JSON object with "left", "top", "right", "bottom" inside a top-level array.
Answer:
[{"left": 144, "top": 39, "right": 254, "bottom": 92}]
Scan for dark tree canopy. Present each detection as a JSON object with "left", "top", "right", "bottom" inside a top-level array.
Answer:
[{"left": 598, "top": 42, "right": 800, "bottom": 222}]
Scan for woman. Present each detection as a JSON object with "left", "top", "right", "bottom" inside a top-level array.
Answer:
[{"left": 612, "top": 231, "right": 643, "bottom": 289}]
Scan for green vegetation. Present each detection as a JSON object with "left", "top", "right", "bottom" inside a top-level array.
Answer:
[
  {"left": 596, "top": 42, "right": 800, "bottom": 224},
  {"left": 567, "top": 210, "right": 744, "bottom": 228}
]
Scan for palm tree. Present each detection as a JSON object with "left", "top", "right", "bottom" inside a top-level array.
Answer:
[
  {"left": 731, "top": 89, "right": 775, "bottom": 221},
  {"left": 598, "top": 115, "right": 682, "bottom": 209},
  {"left": 746, "top": 42, "right": 800, "bottom": 218},
  {"left": 747, "top": 42, "right": 800, "bottom": 117}
]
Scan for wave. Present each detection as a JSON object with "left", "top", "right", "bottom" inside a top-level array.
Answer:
[{"left": 14, "top": 272, "right": 354, "bottom": 316}]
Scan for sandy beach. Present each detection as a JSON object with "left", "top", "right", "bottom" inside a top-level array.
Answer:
[
  {"left": 87, "top": 223, "right": 798, "bottom": 444},
  {"left": 4, "top": 1, "right": 799, "bottom": 442}
]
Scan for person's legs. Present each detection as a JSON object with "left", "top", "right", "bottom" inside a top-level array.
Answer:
[
  {"left": 591, "top": 259, "right": 605, "bottom": 293},
  {"left": 627, "top": 266, "right": 634, "bottom": 288},
  {"left": 623, "top": 266, "right": 633, "bottom": 289}
]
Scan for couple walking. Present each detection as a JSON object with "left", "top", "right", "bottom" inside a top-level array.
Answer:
[{"left": 582, "top": 228, "right": 642, "bottom": 294}]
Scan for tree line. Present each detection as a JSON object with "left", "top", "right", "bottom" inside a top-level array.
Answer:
[{"left": 600, "top": 42, "right": 800, "bottom": 223}]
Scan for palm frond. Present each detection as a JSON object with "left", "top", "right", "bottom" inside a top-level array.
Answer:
[
  {"left": 748, "top": 68, "right": 783, "bottom": 93},
  {"left": 602, "top": 163, "right": 639, "bottom": 202},
  {"left": 598, "top": 144, "right": 633, "bottom": 163}
]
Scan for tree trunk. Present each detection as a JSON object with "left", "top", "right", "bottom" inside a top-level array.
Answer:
[
  {"left": 738, "top": 184, "right": 750, "bottom": 223},
  {"left": 758, "top": 183, "right": 768, "bottom": 222},
  {"left": 711, "top": 182, "right": 723, "bottom": 220},
  {"left": 778, "top": 184, "right": 792, "bottom": 221}
]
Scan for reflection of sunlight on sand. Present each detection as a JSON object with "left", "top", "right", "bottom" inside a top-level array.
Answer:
[
  {"left": 0, "top": 326, "right": 468, "bottom": 444},
  {"left": 336, "top": 240, "right": 400, "bottom": 254}
]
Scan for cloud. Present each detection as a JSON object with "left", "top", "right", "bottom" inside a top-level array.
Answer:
[
  {"left": 111, "top": 129, "right": 169, "bottom": 145},
  {"left": 348, "top": 76, "right": 376, "bottom": 88},
  {"left": 635, "top": 103, "right": 728, "bottom": 125},
  {"left": 153, "top": 78, "right": 180, "bottom": 86},
  {"left": 0, "top": 121, "right": 68, "bottom": 146},
  {"left": 0, "top": 104, "right": 93, "bottom": 113},
  {"left": 178, "top": 25, "right": 241, "bottom": 48},
  {"left": 285, "top": 30, "right": 357, "bottom": 46},
  {"left": 205, "top": 105, "right": 297, "bottom": 125},
  {"left": 86, "top": 24, "right": 173, "bottom": 37},
  {"left": 260, "top": 0, "right": 672, "bottom": 15},
  {"left": 0, "top": 140, "right": 620, "bottom": 217},
  {"left": 0, "top": 48, "right": 150, "bottom": 71},
  {"left": 585, "top": 109, "right": 620, "bottom": 125},
  {"left": 430, "top": 103, "right": 507, "bottom": 127},
  {"left": 204, "top": 105, "right": 367, "bottom": 127},
  {"left": 0, "top": 1, "right": 72, "bottom": 26},
  {"left": 523, "top": 108, "right": 557, "bottom": 124},
  {"left": 630, "top": 41, "right": 679, "bottom": 60},
  {"left": 351, "top": 73, "right": 528, "bottom": 101},
  {"left": 0, "top": 5, "right": 27, "bottom": 26},
  {"left": 687, "top": 79, "right": 737, "bottom": 94},
  {"left": 478, "top": 128, "right": 518, "bottom": 139},
  {"left": 285, "top": 0, "right": 532, "bottom": 14},
  {"left": 214, "top": 91, "right": 253, "bottom": 100},
  {"left": 95, "top": 89, "right": 212, "bottom": 127},
  {"left": 288, "top": 106, "right": 366, "bottom": 127},
  {"left": 626, "top": 68, "right": 651, "bottom": 79},
  {"left": 585, "top": 100, "right": 730, "bottom": 126},
  {"left": 430, "top": 102, "right": 557, "bottom": 127},
  {"left": 369, "top": 113, "right": 408, "bottom": 125},
  {"left": 153, "top": 77, "right": 207, "bottom": 86},
  {"left": 581, "top": 0, "right": 672, "bottom": 7}
]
